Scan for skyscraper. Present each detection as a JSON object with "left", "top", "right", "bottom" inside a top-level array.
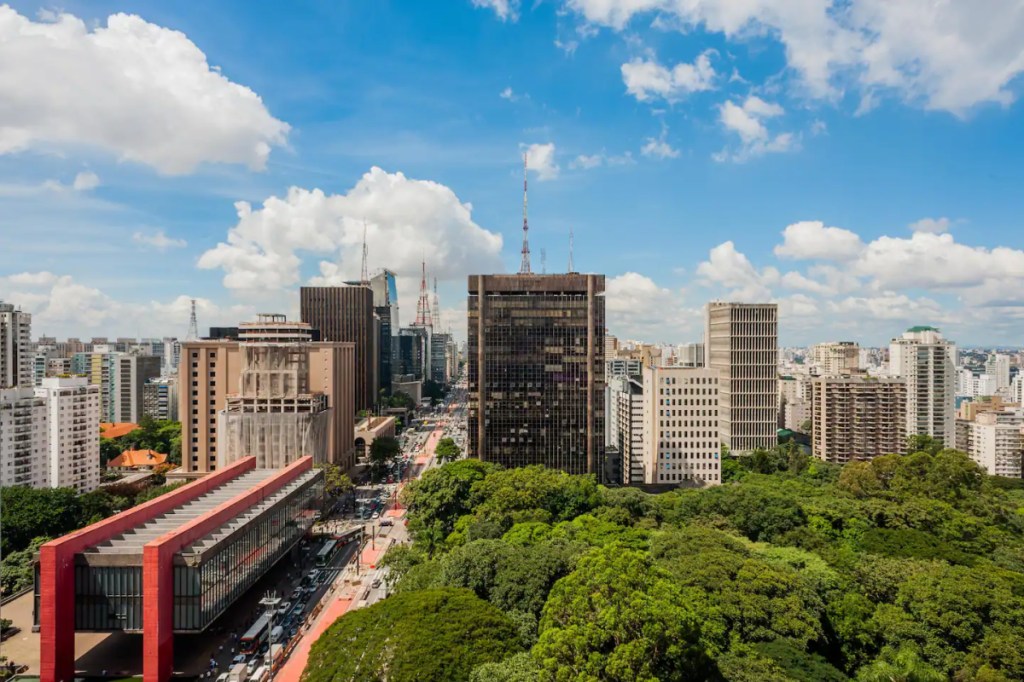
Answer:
[
  {"left": 889, "top": 326, "right": 956, "bottom": 446},
  {"left": 467, "top": 273, "right": 606, "bottom": 478},
  {"left": 0, "top": 301, "right": 32, "bottom": 389},
  {"left": 300, "top": 285, "right": 376, "bottom": 411},
  {"left": 704, "top": 302, "right": 779, "bottom": 452},
  {"left": 810, "top": 375, "right": 907, "bottom": 463}
]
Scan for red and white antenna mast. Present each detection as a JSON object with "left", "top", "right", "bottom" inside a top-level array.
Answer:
[
  {"left": 414, "top": 260, "right": 433, "bottom": 328},
  {"left": 519, "top": 153, "right": 532, "bottom": 274},
  {"left": 360, "top": 220, "right": 369, "bottom": 285}
]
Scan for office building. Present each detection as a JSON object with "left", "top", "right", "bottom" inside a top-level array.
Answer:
[
  {"left": 113, "top": 353, "right": 162, "bottom": 423},
  {"left": 0, "top": 387, "right": 50, "bottom": 488},
  {"left": 430, "top": 331, "right": 452, "bottom": 384},
  {"left": 300, "top": 285, "right": 376, "bottom": 411},
  {"left": 811, "top": 341, "right": 859, "bottom": 375},
  {"left": 180, "top": 315, "right": 356, "bottom": 475},
  {"left": 143, "top": 376, "right": 179, "bottom": 421},
  {"left": 704, "top": 302, "right": 779, "bottom": 452},
  {"left": 468, "top": 273, "right": 606, "bottom": 477},
  {"left": 641, "top": 365, "right": 721, "bottom": 485},
  {"left": 889, "top": 326, "right": 956, "bottom": 446},
  {"left": 395, "top": 327, "right": 428, "bottom": 380},
  {"left": 609, "top": 375, "right": 644, "bottom": 484},
  {"left": 0, "top": 301, "right": 32, "bottom": 388},
  {"left": 677, "top": 342, "right": 705, "bottom": 368},
  {"left": 810, "top": 375, "right": 907, "bottom": 463},
  {"left": 36, "top": 376, "right": 101, "bottom": 493},
  {"left": 956, "top": 409, "right": 1024, "bottom": 478},
  {"left": 986, "top": 353, "right": 1011, "bottom": 390}
]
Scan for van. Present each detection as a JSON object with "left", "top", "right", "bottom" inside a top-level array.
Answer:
[
  {"left": 249, "top": 665, "right": 268, "bottom": 682},
  {"left": 269, "top": 625, "right": 284, "bottom": 643}
]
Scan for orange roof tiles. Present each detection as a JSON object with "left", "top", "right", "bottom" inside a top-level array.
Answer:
[
  {"left": 108, "top": 449, "right": 167, "bottom": 469},
  {"left": 100, "top": 422, "right": 140, "bottom": 440}
]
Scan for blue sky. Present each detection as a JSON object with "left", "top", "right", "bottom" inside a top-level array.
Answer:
[{"left": 1, "top": 0, "right": 1023, "bottom": 346}]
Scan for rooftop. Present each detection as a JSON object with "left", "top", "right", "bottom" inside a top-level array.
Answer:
[
  {"left": 108, "top": 449, "right": 167, "bottom": 469},
  {"left": 100, "top": 422, "right": 140, "bottom": 440}
]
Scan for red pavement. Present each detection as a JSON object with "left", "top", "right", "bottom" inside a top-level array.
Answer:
[{"left": 276, "top": 593, "right": 354, "bottom": 680}]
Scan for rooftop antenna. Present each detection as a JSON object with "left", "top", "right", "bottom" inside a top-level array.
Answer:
[
  {"left": 540, "top": 248, "right": 547, "bottom": 274},
  {"left": 186, "top": 299, "right": 199, "bottom": 341},
  {"left": 414, "top": 260, "right": 433, "bottom": 328},
  {"left": 519, "top": 153, "right": 532, "bottom": 274},
  {"left": 567, "top": 229, "right": 575, "bottom": 273},
  {"left": 360, "top": 220, "right": 369, "bottom": 285}
]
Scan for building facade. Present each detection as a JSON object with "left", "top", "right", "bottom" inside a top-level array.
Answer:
[
  {"left": 0, "top": 301, "right": 32, "bottom": 388},
  {"left": 704, "top": 302, "right": 779, "bottom": 452},
  {"left": 113, "top": 354, "right": 162, "bottom": 423},
  {"left": 811, "top": 341, "right": 860, "bottom": 375},
  {"left": 0, "top": 387, "right": 49, "bottom": 488},
  {"left": 468, "top": 273, "right": 606, "bottom": 478},
  {"left": 143, "top": 377, "right": 179, "bottom": 421},
  {"left": 37, "top": 377, "right": 101, "bottom": 493},
  {"left": 641, "top": 365, "right": 721, "bottom": 486},
  {"left": 609, "top": 375, "right": 644, "bottom": 484},
  {"left": 300, "top": 285, "right": 376, "bottom": 411},
  {"left": 810, "top": 376, "right": 907, "bottom": 464},
  {"left": 956, "top": 409, "right": 1024, "bottom": 478},
  {"left": 889, "top": 326, "right": 956, "bottom": 446}
]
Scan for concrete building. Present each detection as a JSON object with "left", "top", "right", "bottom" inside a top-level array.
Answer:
[
  {"left": 889, "top": 326, "right": 956, "bottom": 446},
  {"left": 143, "top": 376, "right": 179, "bottom": 421},
  {"left": 179, "top": 316, "right": 356, "bottom": 475},
  {"left": 300, "top": 285, "right": 376, "bottom": 411},
  {"left": 609, "top": 375, "right": 644, "bottom": 484},
  {"left": 370, "top": 269, "right": 399, "bottom": 396},
  {"left": 468, "top": 273, "right": 606, "bottom": 478},
  {"left": 810, "top": 375, "right": 907, "bottom": 464},
  {"left": 0, "top": 301, "right": 33, "bottom": 388},
  {"left": 36, "top": 377, "right": 101, "bottom": 493},
  {"left": 392, "top": 377, "right": 423, "bottom": 404},
  {"left": 986, "top": 353, "right": 1012, "bottom": 390},
  {"left": 677, "top": 342, "right": 705, "bottom": 368},
  {"left": 113, "top": 353, "right": 162, "bottom": 423},
  {"left": 395, "top": 327, "right": 428, "bottom": 381},
  {"left": 811, "top": 341, "right": 859, "bottom": 375},
  {"left": 36, "top": 456, "right": 323, "bottom": 682},
  {"left": 956, "top": 407, "right": 1024, "bottom": 478},
  {"left": 0, "top": 387, "right": 50, "bottom": 488},
  {"left": 430, "top": 331, "right": 452, "bottom": 384},
  {"left": 606, "top": 357, "right": 643, "bottom": 378},
  {"left": 704, "top": 302, "right": 779, "bottom": 452},
  {"left": 641, "top": 365, "right": 721, "bottom": 485},
  {"left": 1012, "top": 375, "right": 1024, "bottom": 404}
]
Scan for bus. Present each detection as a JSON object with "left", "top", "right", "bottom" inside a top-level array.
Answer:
[
  {"left": 315, "top": 539, "right": 338, "bottom": 568},
  {"left": 239, "top": 613, "right": 271, "bottom": 655}
]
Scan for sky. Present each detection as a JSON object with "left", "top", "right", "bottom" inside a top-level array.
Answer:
[{"left": 1, "top": 0, "right": 1023, "bottom": 347}]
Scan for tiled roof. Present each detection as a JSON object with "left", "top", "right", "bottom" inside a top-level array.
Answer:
[
  {"left": 100, "top": 422, "right": 140, "bottom": 439},
  {"left": 108, "top": 449, "right": 167, "bottom": 468}
]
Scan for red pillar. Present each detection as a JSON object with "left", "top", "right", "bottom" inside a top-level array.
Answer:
[
  {"left": 38, "top": 544, "right": 75, "bottom": 682},
  {"left": 143, "top": 543, "right": 175, "bottom": 682}
]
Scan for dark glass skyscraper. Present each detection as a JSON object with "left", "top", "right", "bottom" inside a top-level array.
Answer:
[
  {"left": 467, "top": 273, "right": 606, "bottom": 478},
  {"left": 300, "top": 285, "right": 375, "bottom": 412}
]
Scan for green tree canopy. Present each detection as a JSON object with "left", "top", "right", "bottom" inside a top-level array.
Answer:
[
  {"left": 368, "top": 435, "right": 402, "bottom": 481},
  {"left": 435, "top": 437, "right": 461, "bottom": 463}
]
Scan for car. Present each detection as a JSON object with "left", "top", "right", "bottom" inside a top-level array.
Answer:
[
  {"left": 292, "top": 603, "right": 306, "bottom": 618},
  {"left": 232, "top": 654, "right": 247, "bottom": 665},
  {"left": 371, "top": 511, "right": 380, "bottom": 519},
  {"left": 246, "top": 658, "right": 259, "bottom": 675},
  {"left": 371, "top": 578, "right": 382, "bottom": 588},
  {"left": 216, "top": 673, "right": 230, "bottom": 682},
  {"left": 276, "top": 601, "right": 292, "bottom": 616},
  {"left": 380, "top": 519, "right": 393, "bottom": 527}
]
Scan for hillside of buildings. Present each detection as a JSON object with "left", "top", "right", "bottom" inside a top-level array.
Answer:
[{"left": 302, "top": 439, "right": 1024, "bottom": 682}]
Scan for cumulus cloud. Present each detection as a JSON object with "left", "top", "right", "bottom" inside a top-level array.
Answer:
[
  {"left": 0, "top": 6, "right": 289, "bottom": 174},
  {"left": 197, "top": 166, "right": 504, "bottom": 294},
  {"left": 472, "top": 0, "right": 520, "bottom": 22},
  {"left": 695, "top": 241, "right": 779, "bottom": 300},
  {"left": 571, "top": 154, "right": 604, "bottom": 169},
  {"left": 640, "top": 134, "right": 680, "bottom": 159},
  {"left": 774, "top": 221, "right": 864, "bottom": 260},
  {"left": 605, "top": 272, "right": 698, "bottom": 341},
  {"left": 72, "top": 171, "right": 100, "bottom": 191},
  {"left": 621, "top": 51, "right": 716, "bottom": 102},
  {"left": 132, "top": 229, "right": 188, "bottom": 250},
  {"left": 909, "top": 217, "right": 951, "bottom": 234},
  {"left": 523, "top": 143, "right": 560, "bottom": 180},
  {"left": 565, "top": 0, "right": 1024, "bottom": 114},
  {"left": 714, "top": 96, "right": 794, "bottom": 162},
  {"left": 569, "top": 151, "right": 635, "bottom": 169}
]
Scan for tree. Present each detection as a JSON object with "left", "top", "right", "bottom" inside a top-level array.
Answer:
[
  {"left": 1, "top": 536, "right": 51, "bottom": 596},
  {"left": 317, "top": 462, "right": 354, "bottom": 498},
  {"left": 368, "top": 435, "right": 401, "bottom": 482},
  {"left": 302, "top": 588, "right": 523, "bottom": 682},
  {"left": 388, "top": 391, "right": 415, "bottom": 409},
  {"left": 435, "top": 437, "right": 461, "bottom": 463},
  {"left": 470, "top": 653, "right": 542, "bottom": 682},
  {"left": 535, "top": 545, "right": 716, "bottom": 681},
  {"left": 402, "top": 459, "right": 497, "bottom": 539},
  {"left": 0, "top": 486, "right": 83, "bottom": 555}
]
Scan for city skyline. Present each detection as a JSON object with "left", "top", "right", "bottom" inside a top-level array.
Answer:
[{"left": 2, "top": 2, "right": 1024, "bottom": 346}]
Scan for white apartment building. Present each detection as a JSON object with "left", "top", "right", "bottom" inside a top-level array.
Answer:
[
  {"left": 0, "top": 301, "right": 33, "bottom": 389},
  {"left": 889, "top": 326, "right": 956, "bottom": 447},
  {"left": 1011, "top": 375, "right": 1024, "bottom": 404},
  {"left": 113, "top": 353, "right": 162, "bottom": 422},
  {"left": 957, "top": 409, "right": 1024, "bottom": 478},
  {"left": 609, "top": 375, "right": 644, "bottom": 484},
  {"left": 36, "top": 377, "right": 101, "bottom": 493},
  {"left": 642, "top": 365, "right": 721, "bottom": 486},
  {"left": 705, "top": 302, "right": 778, "bottom": 452},
  {"left": 986, "top": 353, "right": 1011, "bottom": 390},
  {"left": 0, "top": 387, "right": 50, "bottom": 488},
  {"left": 974, "top": 374, "right": 999, "bottom": 398},
  {"left": 779, "top": 374, "right": 812, "bottom": 432},
  {"left": 811, "top": 341, "right": 859, "bottom": 375}
]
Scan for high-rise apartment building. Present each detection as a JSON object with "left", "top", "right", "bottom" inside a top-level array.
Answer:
[
  {"left": 608, "top": 375, "right": 644, "bottom": 484},
  {"left": 956, "top": 409, "right": 1024, "bottom": 478},
  {"left": 704, "top": 302, "right": 779, "bottom": 452},
  {"left": 300, "top": 285, "right": 376, "bottom": 411},
  {"left": 1, "top": 301, "right": 33, "bottom": 388},
  {"left": 641, "top": 365, "right": 721, "bottom": 486},
  {"left": 985, "top": 353, "right": 1011, "bottom": 390},
  {"left": 143, "top": 376, "right": 179, "bottom": 421},
  {"left": 113, "top": 354, "right": 162, "bottom": 423},
  {"left": 36, "top": 377, "right": 101, "bottom": 492},
  {"left": 468, "top": 273, "right": 606, "bottom": 477},
  {"left": 0, "top": 387, "right": 50, "bottom": 487},
  {"left": 810, "top": 375, "right": 907, "bottom": 463},
  {"left": 811, "top": 341, "right": 859, "bottom": 375},
  {"left": 180, "top": 315, "right": 356, "bottom": 474},
  {"left": 889, "top": 326, "right": 956, "bottom": 446}
]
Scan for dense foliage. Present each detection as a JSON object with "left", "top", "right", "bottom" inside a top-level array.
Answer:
[
  {"left": 101, "top": 416, "right": 181, "bottom": 466},
  {"left": 368, "top": 435, "right": 402, "bottom": 482},
  {"left": 354, "top": 440, "right": 1024, "bottom": 681},
  {"left": 301, "top": 588, "right": 523, "bottom": 682},
  {"left": 435, "top": 436, "right": 462, "bottom": 463}
]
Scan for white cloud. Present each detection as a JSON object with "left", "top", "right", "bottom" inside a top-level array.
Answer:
[
  {"left": 605, "top": 272, "right": 698, "bottom": 341},
  {"left": 4, "top": 271, "right": 59, "bottom": 287},
  {"left": 714, "top": 96, "right": 794, "bottom": 162},
  {"left": 132, "top": 229, "right": 188, "bottom": 250},
  {"left": 198, "top": 166, "right": 504, "bottom": 293},
  {"left": 499, "top": 86, "right": 528, "bottom": 102},
  {"left": 72, "top": 171, "right": 100, "bottom": 191},
  {"left": 695, "top": 241, "right": 779, "bottom": 300},
  {"left": 909, "top": 217, "right": 951, "bottom": 234},
  {"left": 774, "top": 220, "right": 864, "bottom": 260},
  {"left": 571, "top": 154, "right": 604, "bottom": 169},
  {"left": 570, "top": 150, "right": 635, "bottom": 169},
  {"left": 523, "top": 143, "right": 560, "bottom": 180},
  {"left": 567, "top": 0, "right": 1024, "bottom": 114},
  {"left": 621, "top": 51, "right": 716, "bottom": 102},
  {"left": 640, "top": 135, "right": 680, "bottom": 159},
  {"left": 0, "top": 6, "right": 289, "bottom": 174},
  {"left": 472, "top": 0, "right": 520, "bottom": 22}
]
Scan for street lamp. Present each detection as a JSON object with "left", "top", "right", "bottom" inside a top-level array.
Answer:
[{"left": 259, "top": 591, "right": 281, "bottom": 680}]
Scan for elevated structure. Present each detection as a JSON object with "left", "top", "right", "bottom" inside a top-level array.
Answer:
[{"left": 37, "top": 456, "right": 323, "bottom": 682}]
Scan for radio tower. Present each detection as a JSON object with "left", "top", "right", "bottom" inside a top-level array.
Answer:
[
  {"left": 567, "top": 229, "right": 575, "bottom": 273},
  {"left": 519, "top": 153, "right": 532, "bottom": 274},
  {"left": 360, "top": 220, "right": 369, "bottom": 285},
  {"left": 185, "top": 299, "right": 199, "bottom": 340},
  {"left": 414, "top": 260, "right": 433, "bottom": 328},
  {"left": 540, "top": 248, "right": 547, "bottom": 274},
  {"left": 431, "top": 277, "right": 442, "bottom": 330}
]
